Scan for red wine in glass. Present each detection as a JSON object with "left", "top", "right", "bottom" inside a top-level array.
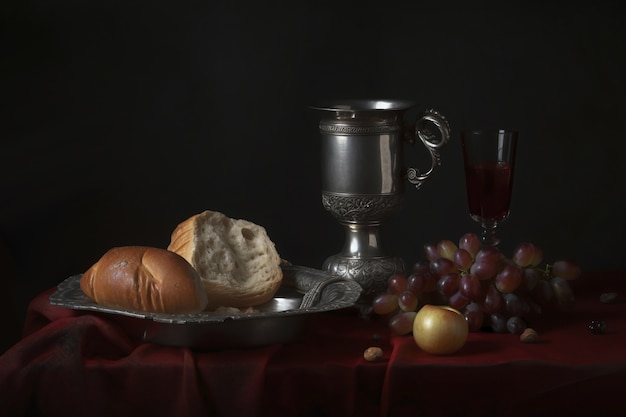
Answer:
[{"left": 465, "top": 162, "right": 514, "bottom": 222}]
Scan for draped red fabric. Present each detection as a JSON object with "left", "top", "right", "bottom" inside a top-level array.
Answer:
[{"left": 1, "top": 272, "right": 625, "bottom": 417}]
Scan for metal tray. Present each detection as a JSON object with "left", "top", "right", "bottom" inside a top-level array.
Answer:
[{"left": 49, "top": 264, "right": 362, "bottom": 349}]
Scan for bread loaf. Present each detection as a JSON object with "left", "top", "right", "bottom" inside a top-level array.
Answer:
[
  {"left": 80, "top": 246, "right": 208, "bottom": 314},
  {"left": 167, "top": 210, "right": 282, "bottom": 310}
]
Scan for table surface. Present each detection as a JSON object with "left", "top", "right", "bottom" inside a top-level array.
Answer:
[{"left": 1, "top": 271, "right": 625, "bottom": 417}]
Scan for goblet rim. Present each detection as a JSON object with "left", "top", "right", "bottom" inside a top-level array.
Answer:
[{"left": 310, "top": 99, "right": 416, "bottom": 112}]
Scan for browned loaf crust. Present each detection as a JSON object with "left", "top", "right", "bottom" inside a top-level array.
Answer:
[{"left": 80, "top": 246, "right": 208, "bottom": 314}]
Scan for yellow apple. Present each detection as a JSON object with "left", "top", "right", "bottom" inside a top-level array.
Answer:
[{"left": 413, "top": 304, "right": 468, "bottom": 355}]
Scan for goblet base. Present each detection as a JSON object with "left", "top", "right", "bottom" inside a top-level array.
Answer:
[{"left": 323, "top": 255, "right": 406, "bottom": 301}]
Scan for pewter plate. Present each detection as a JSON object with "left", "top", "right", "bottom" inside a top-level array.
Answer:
[{"left": 49, "top": 265, "right": 362, "bottom": 349}]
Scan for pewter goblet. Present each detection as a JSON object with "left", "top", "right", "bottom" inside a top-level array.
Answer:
[{"left": 311, "top": 100, "right": 451, "bottom": 299}]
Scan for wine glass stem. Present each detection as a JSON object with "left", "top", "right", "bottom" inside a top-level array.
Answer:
[{"left": 481, "top": 220, "right": 500, "bottom": 246}]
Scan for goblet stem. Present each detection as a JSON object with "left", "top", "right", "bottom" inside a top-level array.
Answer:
[{"left": 481, "top": 220, "right": 500, "bottom": 246}]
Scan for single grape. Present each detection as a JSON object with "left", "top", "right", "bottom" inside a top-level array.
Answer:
[
  {"left": 552, "top": 260, "right": 582, "bottom": 280},
  {"left": 530, "top": 246, "right": 543, "bottom": 266},
  {"left": 494, "top": 263, "right": 523, "bottom": 293},
  {"left": 463, "top": 302, "right": 485, "bottom": 332},
  {"left": 531, "top": 279, "right": 553, "bottom": 305},
  {"left": 512, "top": 242, "right": 535, "bottom": 267},
  {"left": 437, "top": 272, "right": 461, "bottom": 297},
  {"left": 372, "top": 293, "right": 399, "bottom": 315},
  {"left": 389, "top": 311, "right": 417, "bottom": 335},
  {"left": 459, "top": 232, "right": 481, "bottom": 258},
  {"left": 489, "top": 313, "right": 508, "bottom": 333},
  {"left": 475, "top": 245, "right": 503, "bottom": 265},
  {"left": 437, "top": 240, "right": 458, "bottom": 261},
  {"left": 503, "top": 293, "right": 528, "bottom": 317},
  {"left": 398, "top": 290, "right": 419, "bottom": 312},
  {"left": 448, "top": 291, "right": 470, "bottom": 310},
  {"left": 407, "top": 271, "right": 427, "bottom": 295},
  {"left": 470, "top": 260, "right": 497, "bottom": 281},
  {"left": 430, "top": 257, "right": 458, "bottom": 277},
  {"left": 483, "top": 284, "right": 504, "bottom": 314},
  {"left": 459, "top": 273, "right": 482, "bottom": 301},
  {"left": 412, "top": 259, "right": 431, "bottom": 274},
  {"left": 550, "top": 276, "right": 575, "bottom": 308},
  {"left": 453, "top": 248, "right": 473, "bottom": 271},
  {"left": 518, "top": 267, "right": 540, "bottom": 293},
  {"left": 388, "top": 273, "right": 408, "bottom": 295},
  {"left": 423, "top": 242, "right": 441, "bottom": 261},
  {"left": 506, "top": 316, "right": 527, "bottom": 334}
]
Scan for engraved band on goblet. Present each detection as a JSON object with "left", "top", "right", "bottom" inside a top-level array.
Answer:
[
  {"left": 321, "top": 193, "right": 404, "bottom": 224},
  {"left": 319, "top": 123, "right": 401, "bottom": 136}
]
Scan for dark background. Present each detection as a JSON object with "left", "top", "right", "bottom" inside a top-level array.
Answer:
[{"left": 2, "top": 1, "right": 625, "bottom": 351}]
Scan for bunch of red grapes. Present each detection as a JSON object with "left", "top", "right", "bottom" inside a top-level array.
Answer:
[{"left": 372, "top": 232, "right": 582, "bottom": 335}]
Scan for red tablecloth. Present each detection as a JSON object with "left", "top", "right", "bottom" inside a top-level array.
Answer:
[{"left": 1, "top": 272, "right": 625, "bottom": 417}]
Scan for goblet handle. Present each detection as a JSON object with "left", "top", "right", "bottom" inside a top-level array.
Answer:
[{"left": 405, "top": 108, "right": 451, "bottom": 190}]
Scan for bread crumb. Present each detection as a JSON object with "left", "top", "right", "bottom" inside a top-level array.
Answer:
[
  {"left": 363, "top": 346, "right": 384, "bottom": 362},
  {"left": 520, "top": 328, "right": 539, "bottom": 343}
]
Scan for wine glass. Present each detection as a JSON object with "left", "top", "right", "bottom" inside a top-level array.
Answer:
[{"left": 461, "top": 129, "right": 517, "bottom": 246}]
